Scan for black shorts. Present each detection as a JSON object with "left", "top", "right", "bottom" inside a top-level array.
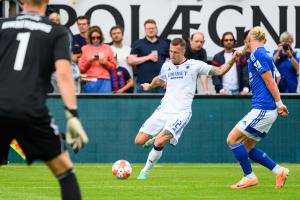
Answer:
[{"left": 0, "top": 115, "right": 66, "bottom": 165}]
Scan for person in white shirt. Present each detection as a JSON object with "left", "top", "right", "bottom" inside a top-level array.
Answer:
[
  {"left": 110, "top": 25, "right": 133, "bottom": 78},
  {"left": 212, "top": 32, "right": 249, "bottom": 95},
  {"left": 134, "top": 37, "right": 240, "bottom": 179}
]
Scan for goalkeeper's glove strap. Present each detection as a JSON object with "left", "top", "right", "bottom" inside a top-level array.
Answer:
[{"left": 65, "top": 106, "right": 79, "bottom": 118}]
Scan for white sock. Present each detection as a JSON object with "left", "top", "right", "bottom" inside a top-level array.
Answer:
[
  {"left": 141, "top": 148, "right": 163, "bottom": 173},
  {"left": 272, "top": 164, "right": 282, "bottom": 175},
  {"left": 246, "top": 172, "right": 257, "bottom": 179}
]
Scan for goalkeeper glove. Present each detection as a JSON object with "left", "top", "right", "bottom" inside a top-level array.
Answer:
[{"left": 65, "top": 107, "right": 89, "bottom": 153}]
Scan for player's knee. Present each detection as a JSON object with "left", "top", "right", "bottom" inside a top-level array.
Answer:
[
  {"left": 226, "top": 137, "right": 234, "bottom": 146},
  {"left": 134, "top": 138, "right": 143, "bottom": 145},
  {"left": 154, "top": 138, "right": 166, "bottom": 148},
  {"left": 134, "top": 137, "right": 140, "bottom": 145},
  {"left": 134, "top": 134, "right": 144, "bottom": 145}
]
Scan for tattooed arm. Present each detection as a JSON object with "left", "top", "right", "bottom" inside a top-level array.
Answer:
[{"left": 209, "top": 51, "right": 239, "bottom": 76}]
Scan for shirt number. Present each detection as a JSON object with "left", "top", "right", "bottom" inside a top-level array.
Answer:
[{"left": 14, "top": 32, "right": 31, "bottom": 71}]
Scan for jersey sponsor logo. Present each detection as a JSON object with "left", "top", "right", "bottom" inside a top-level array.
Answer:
[
  {"left": 2, "top": 20, "right": 52, "bottom": 33},
  {"left": 167, "top": 70, "right": 188, "bottom": 80},
  {"left": 254, "top": 60, "right": 262, "bottom": 71}
]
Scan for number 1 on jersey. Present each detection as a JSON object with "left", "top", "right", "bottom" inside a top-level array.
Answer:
[{"left": 14, "top": 32, "right": 31, "bottom": 71}]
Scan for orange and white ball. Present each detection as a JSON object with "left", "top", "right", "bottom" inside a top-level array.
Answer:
[{"left": 112, "top": 160, "right": 132, "bottom": 179}]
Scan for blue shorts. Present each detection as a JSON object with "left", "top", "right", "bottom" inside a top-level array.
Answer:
[{"left": 82, "top": 79, "right": 112, "bottom": 93}]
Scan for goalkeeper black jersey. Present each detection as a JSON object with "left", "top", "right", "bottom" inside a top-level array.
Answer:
[{"left": 0, "top": 12, "right": 70, "bottom": 120}]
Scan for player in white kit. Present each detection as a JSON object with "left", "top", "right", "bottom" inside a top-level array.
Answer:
[{"left": 134, "top": 38, "right": 241, "bottom": 179}]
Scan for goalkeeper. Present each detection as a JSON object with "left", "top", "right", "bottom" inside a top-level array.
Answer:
[{"left": 0, "top": 0, "right": 88, "bottom": 199}]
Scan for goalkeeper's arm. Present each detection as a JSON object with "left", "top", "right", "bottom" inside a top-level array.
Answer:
[{"left": 55, "top": 59, "right": 89, "bottom": 153}]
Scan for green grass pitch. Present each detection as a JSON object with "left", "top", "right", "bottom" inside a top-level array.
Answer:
[{"left": 0, "top": 163, "right": 299, "bottom": 200}]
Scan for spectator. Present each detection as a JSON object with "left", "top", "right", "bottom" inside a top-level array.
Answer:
[
  {"left": 127, "top": 19, "right": 169, "bottom": 93},
  {"left": 110, "top": 25, "right": 134, "bottom": 93},
  {"left": 72, "top": 16, "right": 89, "bottom": 48},
  {"left": 48, "top": 12, "right": 75, "bottom": 94},
  {"left": 185, "top": 32, "right": 210, "bottom": 94},
  {"left": 273, "top": 32, "right": 299, "bottom": 93},
  {"left": 212, "top": 32, "right": 249, "bottom": 95},
  {"left": 71, "top": 45, "right": 82, "bottom": 93},
  {"left": 79, "top": 26, "right": 116, "bottom": 93},
  {"left": 110, "top": 66, "right": 134, "bottom": 93},
  {"left": 48, "top": 12, "right": 60, "bottom": 24},
  {"left": 48, "top": 12, "right": 61, "bottom": 93}
]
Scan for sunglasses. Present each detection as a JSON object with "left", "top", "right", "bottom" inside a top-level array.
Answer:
[
  {"left": 224, "top": 39, "right": 234, "bottom": 42},
  {"left": 92, "top": 36, "right": 101, "bottom": 40}
]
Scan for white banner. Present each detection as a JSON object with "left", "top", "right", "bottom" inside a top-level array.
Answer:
[{"left": 49, "top": 0, "right": 300, "bottom": 57}]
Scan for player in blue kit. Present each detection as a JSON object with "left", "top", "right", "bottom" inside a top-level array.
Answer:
[{"left": 227, "top": 27, "right": 289, "bottom": 189}]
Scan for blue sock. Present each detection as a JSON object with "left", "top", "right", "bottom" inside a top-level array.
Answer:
[
  {"left": 249, "top": 148, "right": 276, "bottom": 170},
  {"left": 230, "top": 144, "right": 252, "bottom": 176}
]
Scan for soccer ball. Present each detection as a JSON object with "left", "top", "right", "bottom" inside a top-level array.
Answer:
[{"left": 112, "top": 160, "right": 132, "bottom": 179}]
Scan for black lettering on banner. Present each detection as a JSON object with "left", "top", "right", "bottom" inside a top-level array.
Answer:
[
  {"left": 295, "top": 6, "right": 300, "bottom": 48},
  {"left": 252, "top": 6, "right": 287, "bottom": 44},
  {"left": 49, "top": 4, "right": 298, "bottom": 49},
  {"left": 208, "top": 5, "right": 244, "bottom": 48},
  {"left": 85, "top": 4, "right": 124, "bottom": 29},
  {"left": 160, "top": 6, "right": 202, "bottom": 40},
  {"left": 235, "top": 27, "right": 247, "bottom": 47},
  {"left": 131, "top": 5, "right": 140, "bottom": 44},
  {"left": 50, "top": 4, "right": 77, "bottom": 28}
]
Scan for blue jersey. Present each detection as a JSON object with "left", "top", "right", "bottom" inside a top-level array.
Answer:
[
  {"left": 248, "top": 47, "right": 276, "bottom": 110},
  {"left": 273, "top": 49, "right": 299, "bottom": 93}
]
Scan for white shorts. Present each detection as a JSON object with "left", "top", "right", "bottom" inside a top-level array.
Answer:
[
  {"left": 139, "top": 109, "right": 192, "bottom": 146},
  {"left": 235, "top": 109, "right": 278, "bottom": 142}
]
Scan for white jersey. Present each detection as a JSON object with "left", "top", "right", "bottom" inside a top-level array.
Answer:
[
  {"left": 159, "top": 59, "right": 212, "bottom": 113},
  {"left": 110, "top": 45, "right": 133, "bottom": 77}
]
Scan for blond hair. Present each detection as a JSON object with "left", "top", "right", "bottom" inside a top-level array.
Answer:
[
  {"left": 279, "top": 32, "right": 293, "bottom": 43},
  {"left": 249, "top": 26, "right": 266, "bottom": 42},
  {"left": 49, "top": 12, "right": 60, "bottom": 24}
]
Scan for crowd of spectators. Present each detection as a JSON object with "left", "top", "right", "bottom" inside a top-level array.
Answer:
[{"left": 49, "top": 13, "right": 300, "bottom": 94}]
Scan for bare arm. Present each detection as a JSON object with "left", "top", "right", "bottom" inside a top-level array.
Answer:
[
  {"left": 261, "top": 71, "right": 281, "bottom": 102},
  {"left": 55, "top": 59, "right": 77, "bottom": 109},
  {"left": 261, "top": 71, "right": 288, "bottom": 116},
  {"left": 127, "top": 54, "right": 149, "bottom": 65},
  {"left": 116, "top": 79, "right": 134, "bottom": 93},
  {"left": 209, "top": 46, "right": 249, "bottom": 76},
  {"left": 141, "top": 76, "right": 165, "bottom": 91},
  {"left": 200, "top": 75, "right": 210, "bottom": 94},
  {"left": 209, "top": 55, "right": 237, "bottom": 76},
  {"left": 127, "top": 53, "right": 157, "bottom": 66}
]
